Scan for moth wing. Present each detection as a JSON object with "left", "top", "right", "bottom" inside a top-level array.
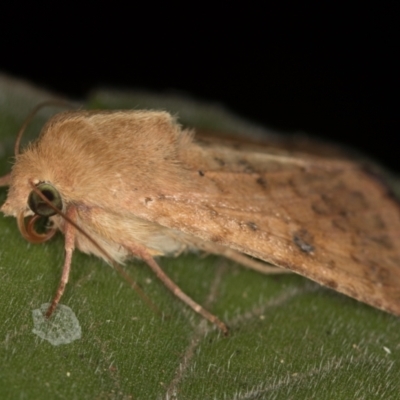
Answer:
[{"left": 131, "top": 142, "right": 400, "bottom": 317}]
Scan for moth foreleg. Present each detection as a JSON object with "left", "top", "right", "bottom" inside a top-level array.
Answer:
[
  {"left": 0, "top": 173, "right": 11, "bottom": 186},
  {"left": 45, "top": 206, "right": 77, "bottom": 318}
]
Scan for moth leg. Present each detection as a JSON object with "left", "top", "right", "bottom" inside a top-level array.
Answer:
[
  {"left": 215, "top": 248, "right": 292, "bottom": 275},
  {"left": 45, "top": 206, "right": 77, "bottom": 318},
  {"left": 128, "top": 243, "right": 229, "bottom": 335},
  {"left": 192, "top": 240, "right": 292, "bottom": 275},
  {"left": 0, "top": 173, "right": 11, "bottom": 186}
]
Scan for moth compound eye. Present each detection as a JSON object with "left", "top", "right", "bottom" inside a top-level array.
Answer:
[{"left": 28, "top": 183, "right": 63, "bottom": 217}]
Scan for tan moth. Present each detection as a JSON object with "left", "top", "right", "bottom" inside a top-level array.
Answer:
[{"left": 1, "top": 106, "right": 400, "bottom": 334}]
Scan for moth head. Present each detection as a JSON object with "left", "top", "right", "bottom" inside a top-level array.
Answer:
[{"left": 2, "top": 179, "right": 62, "bottom": 244}]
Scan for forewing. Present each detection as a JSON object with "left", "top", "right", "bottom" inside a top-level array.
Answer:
[{"left": 135, "top": 140, "right": 400, "bottom": 317}]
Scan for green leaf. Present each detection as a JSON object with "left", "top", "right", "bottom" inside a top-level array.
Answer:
[{"left": 0, "top": 74, "right": 399, "bottom": 399}]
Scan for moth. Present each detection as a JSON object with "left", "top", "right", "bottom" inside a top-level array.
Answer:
[{"left": 1, "top": 106, "right": 400, "bottom": 334}]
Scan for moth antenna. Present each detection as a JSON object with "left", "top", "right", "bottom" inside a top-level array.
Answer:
[
  {"left": 14, "top": 100, "right": 77, "bottom": 155},
  {"left": 0, "top": 101, "right": 77, "bottom": 186},
  {"left": 28, "top": 181, "right": 162, "bottom": 318}
]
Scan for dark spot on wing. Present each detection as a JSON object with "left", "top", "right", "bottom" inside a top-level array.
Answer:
[
  {"left": 289, "top": 171, "right": 340, "bottom": 197},
  {"left": 211, "top": 235, "right": 223, "bottom": 243},
  {"left": 346, "top": 191, "right": 369, "bottom": 211},
  {"left": 326, "top": 260, "right": 336, "bottom": 270},
  {"left": 238, "top": 159, "right": 256, "bottom": 173},
  {"left": 311, "top": 199, "right": 331, "bottom": 215},
  {"left": 344, "top": 287, "right": 358, "bottom": 299},
  {"left": 293, "top": 229, "right": 315, "bottom": 253},
  {"left": 366, "top": 234, "right": 394, "bottom": 250},
  {"left": 256, "top": 177, "right": 268, "bottom": 189},
  {"left": 312, "top": 190, "right": 370, "bottom": 217},
  {"left": 351, "top": 253, "right": 391, "bottom": 284},
  {"left": 362, "top": 164, "right": 400, "bottom": 206},
  {"left": 324, "top": 279, "right": 338, "bottom": 290},
  {"left": 369, "top": 215, "right": 386, "bottom": 230},
  {"left": 198, "top": 170, "right": 205, "bottom": 176},
  {"left": 214, "top": 157, "right": 225, "bottom": 166},
  {"left": 144, "top": 197, "right": 153, "bottom": 204},
  {"left": 332, "top": 216, "right": 350, "bottom": 232},
  {"left": 368, "top": 263, "right": 390, "bottom": 283},
  {"left": 246, "top": 222, "right": 258, "bottom": 231}
]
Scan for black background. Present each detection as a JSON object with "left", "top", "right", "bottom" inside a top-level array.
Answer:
[{"left": 1, "top": 5, "right": 397, "bottom": 172}]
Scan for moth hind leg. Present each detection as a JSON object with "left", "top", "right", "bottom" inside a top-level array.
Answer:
[
  {"left": 219, "top": 249, "right": 292, "bottom": 275},
  {"left": 194, "top": 241, "right": 292, "bottom": 275}
]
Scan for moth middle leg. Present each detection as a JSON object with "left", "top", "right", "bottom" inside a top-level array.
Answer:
[{"left": 127, "top": 241, "right": 229, "bottom": 335}]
